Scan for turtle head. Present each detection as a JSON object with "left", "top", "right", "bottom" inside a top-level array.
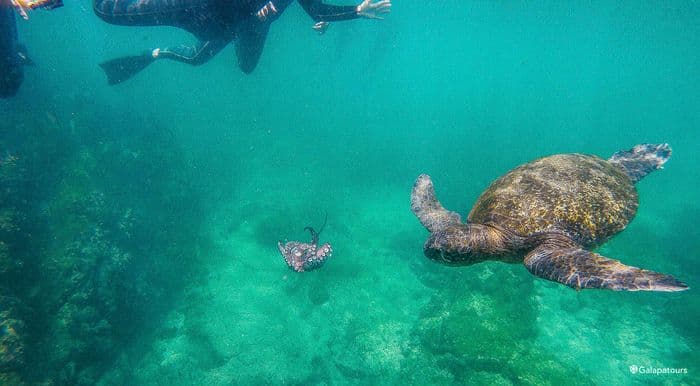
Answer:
[
  {"left": 423, "top": 224, "right": 498, "bottom": 266},
  {"left": 412, "top": 175, "right": 515, "bottom": 265}
]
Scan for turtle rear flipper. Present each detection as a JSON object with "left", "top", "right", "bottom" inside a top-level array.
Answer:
[
  {"left": 524, "top": 238, "right": 688, "bottom": 292},
  {"left": 608, "top": 143, "right": 671, "bottom": 183},
  {"left": 411, "top": 174, "right": 462, "bottom": 233}
]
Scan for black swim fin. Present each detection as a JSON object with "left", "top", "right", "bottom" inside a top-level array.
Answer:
[{"left": 99, "top": 52, "right": 155, "bottom": 85}]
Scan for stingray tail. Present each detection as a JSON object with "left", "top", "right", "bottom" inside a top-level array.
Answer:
[
  {"left": 304, "top": 213, "right": 327, "bottom": 245},
  {"left": 317, "top": 212, "right": 328, "bottom": 235}
]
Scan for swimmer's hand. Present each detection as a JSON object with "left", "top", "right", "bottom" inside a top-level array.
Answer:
[
  {"left": 12, "top": 0, "right": 63, "bottom": 19},
  {"left": 256, "top": 1, "right": 278, "bottom": 22},
  {"left": 312, "top": 21, "right": 330, "bottom": 34},
  {"left": 356, "top": 0, "right": 391, "bottom": 20},
  {"left": 11, "top": 0, "right": 30, "bottom": 19}
]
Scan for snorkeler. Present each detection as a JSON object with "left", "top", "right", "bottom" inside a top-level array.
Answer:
[
  {"left": 94, "top": 0, "right": 392, "bottom": 85},
  {"left": 0, "top": 0, "right": 62, "bottom": 98}
]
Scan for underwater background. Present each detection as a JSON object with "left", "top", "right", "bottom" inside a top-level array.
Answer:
[{"left": 1, "top": 1, "right": 698, "bottom": 384}]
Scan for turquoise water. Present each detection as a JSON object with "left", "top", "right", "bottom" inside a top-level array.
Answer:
[{"left": 1, "top": 1, "right": 698, "bottom": 384}]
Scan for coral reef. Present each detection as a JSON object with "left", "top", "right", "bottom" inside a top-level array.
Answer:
[
  {"left": 0, "top": 147, "right": 28, "bottom": 383},
  {"left": 0, "top": 111, "right": 207, "bottom": 384},
  {"left": 408, "top": 263, "right": 593, "bottom": 385},
  {"left": 0, "top": 299, "right": 24, "bottom": 373}
]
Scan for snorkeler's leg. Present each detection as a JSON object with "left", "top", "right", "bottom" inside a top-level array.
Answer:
[
  {"left": 93, "top": 0, "right": 208, "bottom": 26},
  {"left": 235, "top": 18, "right": 271, "bottom": 74},
  {"left": 99, "top": 38, "right": 228, "bottom": 85},
  {"left": 155, "top": 38, "right": 228, "bottom": 66}
]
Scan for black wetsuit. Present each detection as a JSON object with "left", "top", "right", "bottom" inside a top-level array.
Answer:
[
  {"left": 94, "top": 0, "right": 359, "bottom": 74},
  {"left": 0, "top": 1, "right": 22, "bottom": 98}
]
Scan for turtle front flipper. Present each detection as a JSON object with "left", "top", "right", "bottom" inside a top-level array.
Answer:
[
  {"left": 411, "top": 174, "right": 462, "bottom": 233},
  {"left": 524, "top": 237, "right": 688, "bottom": 292}
]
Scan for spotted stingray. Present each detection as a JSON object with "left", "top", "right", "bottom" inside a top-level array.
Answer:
[{"left": 278, "top": 216, "right": 332, "bottom": 272}]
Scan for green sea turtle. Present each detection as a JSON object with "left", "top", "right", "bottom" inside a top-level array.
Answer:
[{"left": 410, "top": 143, "right": 688, "bottom": 292}]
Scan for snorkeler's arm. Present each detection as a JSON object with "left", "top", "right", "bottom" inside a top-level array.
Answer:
[
  {"left": 298, "top": 0, "right": 391, "bottom": 22},
  {"left": 297, "top": 0, "right": 358, "bottom": 22}
]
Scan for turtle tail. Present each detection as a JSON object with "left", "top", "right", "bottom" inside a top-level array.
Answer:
[
  {"left": 608, "top": 143, "right": 671, "bottom": 184},
  {"left": 411, "top": 174, "right": 462, "bottom": 233}
]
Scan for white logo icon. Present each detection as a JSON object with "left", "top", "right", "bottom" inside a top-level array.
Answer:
[{"left": 629, "top": 365, "right": 639, "bottom": 374}]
